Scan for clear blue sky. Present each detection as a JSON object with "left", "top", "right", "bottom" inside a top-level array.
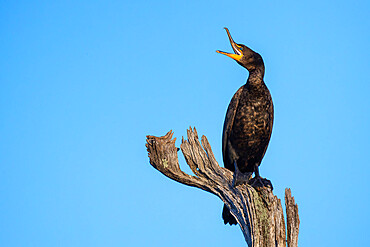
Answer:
[{"left": 1, "top": 1, "right": 369, "bottom": 246}]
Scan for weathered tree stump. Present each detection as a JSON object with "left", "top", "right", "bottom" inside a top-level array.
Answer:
[{"left": 146, "top": 127, "right": 299, "bottom": 247}]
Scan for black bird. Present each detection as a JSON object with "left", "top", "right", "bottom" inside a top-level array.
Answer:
[{"left": 217, "top": 28, "right": 274, "bottom": 225}]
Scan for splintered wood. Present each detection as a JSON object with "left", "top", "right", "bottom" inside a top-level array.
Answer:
[{"left": 146, "top": 127, "right": 299, "bottom": 247}]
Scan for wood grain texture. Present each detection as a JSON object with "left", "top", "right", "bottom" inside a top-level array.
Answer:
[
  {"left": 285, "top": 188, "right": 300, "bottom": 247},
  {"left": 146, "top": 127, "right": 300, "bottom": 247}
]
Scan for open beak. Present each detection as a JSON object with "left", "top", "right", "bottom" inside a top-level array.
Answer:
[{"left": 216, "top": 27, "right": 243, "bottom": 61}]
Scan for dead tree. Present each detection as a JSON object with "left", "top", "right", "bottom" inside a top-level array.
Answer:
[{"left": 146, "top": 127, "right": 300, "bottom": 247}]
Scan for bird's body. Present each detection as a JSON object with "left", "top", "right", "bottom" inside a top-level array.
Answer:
[
  {"left": 217, "top": 28, "right": 274, "bottom": 225},
  {"left": 222, "top": 75, "right": 273, "bottom": 175}
]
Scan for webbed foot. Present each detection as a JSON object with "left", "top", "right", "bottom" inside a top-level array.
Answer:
[
  {"left": 248, "top": 176, "right": 273, "bottom": 190},
  {"left": 232, "top": 161, "right": 253, "bottom": 187}
]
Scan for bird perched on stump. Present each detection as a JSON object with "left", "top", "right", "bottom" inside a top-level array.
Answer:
[{"left": 217, "top": 28, "right": 274, "bottom": 225}]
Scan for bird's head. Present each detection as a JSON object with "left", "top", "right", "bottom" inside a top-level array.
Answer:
[{"left": 217, "top": 28, "right": 264, "bottom": 75}]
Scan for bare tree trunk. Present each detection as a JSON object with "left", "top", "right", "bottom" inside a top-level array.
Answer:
[{"left": 146, "top": 127, "right": 300, "bottom": 247}]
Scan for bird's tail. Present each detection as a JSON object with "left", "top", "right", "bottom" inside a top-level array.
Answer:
[{"left": 222, "top": 204, "right": 237, "bottom": 225}]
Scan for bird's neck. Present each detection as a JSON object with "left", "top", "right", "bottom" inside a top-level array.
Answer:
[{"left": 247, "top": 68, "right": 265, "bottom": 86}]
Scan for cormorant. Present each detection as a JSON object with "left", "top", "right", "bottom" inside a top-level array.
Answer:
[{"left": 217, "top": 28, "right": 274, "bottom": 225}]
